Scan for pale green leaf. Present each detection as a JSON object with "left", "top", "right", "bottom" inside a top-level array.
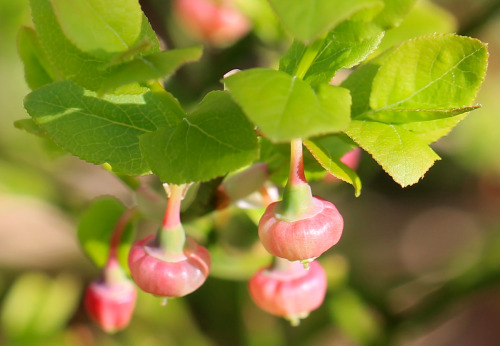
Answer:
[
  {"left": 329, "top": 288, "right": 381, "bottom": 345},
  {"left": 224, "top": 68, "right": 351, "bottom": 142},
  {"left": 78, "top": 197, "right": 134, "bottom": 268},
  {"left": 140, "top": 91, "right": 259, "bottom": 183},
  {"left": 374, "top": 0, "right": 457, "bottom": 56},
  {"left": 51, "top": 0, "right": 143, "bottom": 58},
  {"left": 374, "top": 0, "right": 417, "bottom": 29},
  {"left": 268, "top": 0, "right": 383, "bottom": 43},
  {"left": 14, "top": 118, "right": 46, "bottom": 137},
  {"left": 30, "top": 0, "right": 159, "bottom": 91},
  {"left": 342, "top": 34, "right": 487, "bottom": 186},
  {"left": 400, "top": 113, "right": 469, "bottom": 144},
  {"left": 369, "top": 34, "right": 488, "bottom": 115},
  {"left": 100, "top": 46, "right": 203, "bottom": 94},
  {"left": 17, "top": 26, "right": 54, "bottom": 90},
  {"left": 280, "top": 21, "right": 384, "bottom": 86},
  {"left": 346, "top": 120, "right": 440, "bottom": 187},
  {"left": 365, "top": 105, "right": 481, "bottom": 124},
  {"left": 304, "top": 138, "right": 362, "bottom": 196},
  {"left": 24, "top": 80, "right": 182, "bottom": 175}
]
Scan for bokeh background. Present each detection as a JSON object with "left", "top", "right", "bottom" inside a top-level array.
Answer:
[{"left": 1, "top": 0, "right": 500, "bottom": 345}]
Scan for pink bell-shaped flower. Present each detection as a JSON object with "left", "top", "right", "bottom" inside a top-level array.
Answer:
[
  {"left": 258, "top": 139, "right": 344, "bottom": 263},
  {"left": 84, "top": 259, "right": 137, "bottom": 333},
  {"left": 128, "top": 235, "right": 210, "bottom": 297},
  {"left": 249, "top": 259, "right": 327, "bottom": 325},
  {"left": 128, "top": 184, "right": 211, "bottom": 298},
  {"left": 258, "top": 196, "right": 343, "bottom": 262}
]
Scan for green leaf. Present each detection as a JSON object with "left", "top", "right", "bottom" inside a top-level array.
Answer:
[
  {"left": 140, "top": 91, "right": 259, "bottom": 183},
  {"left": 341, "top": 34, "right": 488, "bottom": 186},
  {"left": 304, "top": 137, "right": 362, "bottom": 196},
  {"left": 224, "top": 68, "right": 351, "bottom": 142},
  {"left": 78, "top": 197, "right": 134, "bottom": 269},
  {"left": 1, "top": 273, "right": 81, "bottom": 339},
  {"left": 268, "top": 0, "right": 383, "bottom": 43},
  {"left": 369, "top": 34, "right": 487, "bottom": 116},
  {"left": 13, "top": 118, "right": 46, "bottom": 137},
  {"left": 374, "top": 0, "right": 417, "bottom": 29},
  {"left": 24, "top": 80, "right": 182, "bottom": 175},
  {"left": 30, "top": 0, "right": 159, "bottom": 91},
  {"left": 329, "top": 288, "right": 381, "bottom": 345},
  {"left": 100, "top": 46, "right": 203, "bottom": 94},
  {"left": 17, "top": 26, "right": 54, "bottom": 90},
  {"left": 51, "top": 0, "right": 143, "bottom": 59},
  {"left": 374, "top": 0, "right": 457, "bottom": 56},
  {"left": 400, "top": 113, "right": 469, "bottom": 144},
  {"left": 281, "top": 21, "right": 384, "bottom": 86},
  {"left": 365, "top": 105, "right": 481, "bottom": 124},
  {"left": 346, "top": 120, "right": 440, "bottom": 187}
]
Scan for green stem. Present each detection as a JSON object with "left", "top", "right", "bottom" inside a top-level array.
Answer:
[
  {"left": 276, "top": 139, "right": 314, "bottom": 221},
  {"left": 294, "top": 37, "right": 324, "bottom": 79},
  {"left": 156, "top": 184, "right": 190, "bottom": 256}
]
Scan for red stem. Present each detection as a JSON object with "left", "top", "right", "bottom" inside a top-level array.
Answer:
[
  {"left": 289, "top": 138, "right": 307, "bottom": 186},
  {"left": 108, "top": 207, "right": 137, "bottom": 263},
  {"left": 162, "top": 184, "right": 184, "bottom": 229}
]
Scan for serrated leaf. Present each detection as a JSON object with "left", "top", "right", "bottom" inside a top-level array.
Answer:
[
  {"left": 30, "top": 0, "right": 159, "bottom": 91},
  {"left": 369, "top": 34, "right": 487, "bottom": 115},
  {"left": 224, "top": 68, "right": 351, "bottom": 142},
  {"left": 281, "top": 21, "right": 384, "bottom": 86},
  {"left": 304, "top": 138, "right": 362, "bottom": 196},
  {"left": 374, "top": 0, "right": 417, "bottom": 29},
  {"left": 268, "top": 0, "right": 383, "bottom": 43},
  {"left": 140, "top": 91, "right": 259, "bottom": 183},
  {"left": 346, "top": 120, "right": 440, "bottom": 187},
  {"left": 17, "top": 26, "right": 54, "bottom": 90},
  {"left": 365, "top": 105, "right": 481, "bottom": 124},
  {"left": 51, "top": 0, "right": 143, "bottom": 59},
  {"left": 24, "top": 80, "right": 182, "bottom": 175},
  {"left": 341, "top": 34, "right": 487, "bottom": 186},
  {"left": 100, "top": 46, "right": 203, "bottom": 94},
  {"left": 400, "top": 113, "right": 469, "bottom": 144},
  {"left": 374, "top": 0, "right": 457, "bottom": 56},
  {"left": 78, "top": 197, "right": 134, "bottom": 268}
]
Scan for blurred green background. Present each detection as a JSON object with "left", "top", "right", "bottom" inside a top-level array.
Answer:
[{"left": 1, "top": 0, "right": 500, "bottom": 345}]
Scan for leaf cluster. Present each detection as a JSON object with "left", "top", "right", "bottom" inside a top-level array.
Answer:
[{"left": 18, "top": 0, "right": 488, "bottom": 192}]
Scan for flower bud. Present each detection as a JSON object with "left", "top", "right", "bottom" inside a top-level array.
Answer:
[
  {"left": 258, "top": 196, "right": 343, "bottom": 262},
  {"left": 173, "top": 0, "right": 250, "bottom": 47},
  {"left": 128, "top": 235, "right": 211, "bottom": 297},
  {"left": 249, "top": 260, "right": 327, "bottom": 325},
  {"left": 84, "top": 261, "right": 137, "bottom": 333}
]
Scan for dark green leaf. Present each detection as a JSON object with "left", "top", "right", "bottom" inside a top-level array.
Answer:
[
  {"left": 24, "top": 80, "right": 182, "bottom": 175},
  {"left": 140, "top": 91, "right": 259, "bottom": 183}
]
